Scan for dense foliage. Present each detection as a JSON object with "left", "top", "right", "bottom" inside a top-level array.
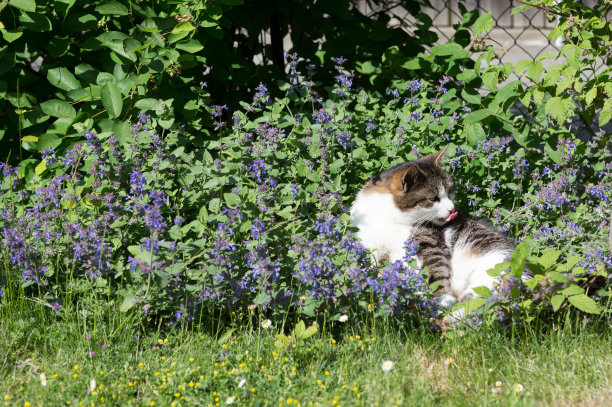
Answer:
[
  {"left": 0, "top": 0, "right": 431, "bottom": 166},
  {"left": 0, "top": 0, "right": 610, "bottom": 331}
]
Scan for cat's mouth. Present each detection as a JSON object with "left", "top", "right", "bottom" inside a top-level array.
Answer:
[{"left": 444, "top": 211, "right": 458, "bottom": 222}]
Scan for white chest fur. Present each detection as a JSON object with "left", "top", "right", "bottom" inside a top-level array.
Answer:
[{"left": 350, "top": 191, "right": 415, "bottom": 263}]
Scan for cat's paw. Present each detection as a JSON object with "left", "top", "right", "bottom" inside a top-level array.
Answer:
[{"left": 438, "top": 294, "right": 457, "bottom": 309}]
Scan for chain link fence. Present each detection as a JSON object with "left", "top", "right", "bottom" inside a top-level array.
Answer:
[{"left": 381, "top": 0, "right": 603, "bottom": 81}]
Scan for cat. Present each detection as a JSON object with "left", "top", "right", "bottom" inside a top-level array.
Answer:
[{"left": 349, "top": 146, "right": 514, "bottom": 315}]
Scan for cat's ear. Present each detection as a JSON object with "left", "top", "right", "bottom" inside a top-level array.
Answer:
[
  {"left": 391, "top": 165, "right": 426, "bottom": 192},
  {"left": 427, "top": 145, "right": 449, "bottom": 166}
]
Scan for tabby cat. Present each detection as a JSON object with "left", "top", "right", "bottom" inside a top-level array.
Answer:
[{"left": 350, "top": 147, "right": 514, "bottom": 311}]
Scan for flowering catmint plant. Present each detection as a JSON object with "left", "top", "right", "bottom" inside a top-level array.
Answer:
[{"left": 1, "top": 53, "right": 609, "bottom": 328}]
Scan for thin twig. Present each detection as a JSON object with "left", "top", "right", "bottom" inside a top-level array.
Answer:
[{"left": 516, "top": 0, "right": 567, "bottom": 17}]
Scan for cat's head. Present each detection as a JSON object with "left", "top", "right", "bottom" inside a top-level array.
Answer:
[{"left": 387, "top": 147, "right": 456, "bottom": 225}]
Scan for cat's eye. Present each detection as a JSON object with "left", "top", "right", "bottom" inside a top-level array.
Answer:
[{"left": 429, "top": 196, "right": 440, "bottom": 202}]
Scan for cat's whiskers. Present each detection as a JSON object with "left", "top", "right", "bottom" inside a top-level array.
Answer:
[{"left": 412, "top": 214, "right": 435, "bottom": 229}]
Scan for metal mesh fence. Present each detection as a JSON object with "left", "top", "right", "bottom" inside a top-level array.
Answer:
[{"left": 382, "top": 0, "right": 603, "bottom": 81}]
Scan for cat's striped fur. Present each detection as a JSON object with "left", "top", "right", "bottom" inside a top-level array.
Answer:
[{"left": 350, "top": 147, "right": 514, "bottom": 310}]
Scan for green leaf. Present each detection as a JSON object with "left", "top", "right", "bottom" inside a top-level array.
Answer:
[
  {"left": 487, "top": 261, "right": 509, "bottom": 277},
  {"left": 253, "top": 292, "right": 270, "bottom": 305},
  {"left": 294, "top": 320, "right": 305, "bottom": 338},
  {"left": 47, "top": 68, "right": 81, "bottom": 91},
  {"left": 172, "top": 22, "right": 196, "bottom": 35},
  {"left": 551, "top": 295, "right": 564, "bottom": 312},
  {"left": 101, "top": 82, "right": 123, "bottom": 118},
  {"left": 515, "top": 59, "right": 530, "bottom": 75},
  {"left": 428, "top": 280, "right": 440, "bottom": 292},
  {"left": 302, "top": 326, "right": 317, "bottom": 339},
  {"left": 40, "top": 99, "right": 76, "bottom": 118},
  {"left": 8, "top": 0, "right": 36, "bottom": 12},
  {"left": 112, "top": 120, "right": 131, "bottom": 144},
  {"left": 538, "top": 249, "right": 561, "bottom": 270},
  {"left": 55, "top": 0, "right": 76, "bottom": 17},
  {"left": 560, "top": 285, "right": 584, "bottom": 296},
  {"left": 95, "top": 1, "right": 129, "bottom": 15},
  {"left": 482, "top": 70, "right": 499, "bottom": 91},
  {"left": 120, "top": 293, "right": 136, "bottom": 312},
  {"left": 545, "top": 96, "right": 575, "bottom": 125},
  {"left": 524, "top": 278, "right": 539, "bottom": 290},
  {"left": 465, "top": 122, "right": 486, "bottom": 146},
  {"left": 549, "top": 271, "right": 570, "bottom": 283},
  {"left": 556, "top": 78, "right": 573, "bottom": 96},
  {"left": 472, "top": 12, "right": 492, "bottom": 35},
  {"left": 223, "top": 193, "right": 240, "bottom": 208},
  {"left": 35, "top": 159, "right": 47, "bottom": 175},
  {"left": 19, "top": 12, "right": 52, "bottom": 32},
  {"left": 1, "top": 29, "right": 23, "bottom": 43},
  {"left": 175, "top": 39, "right": 204, "bottom": 53},
  {"left": 38, "top": 133, "right": 61, "bottom": 150},
  {"left": 510, "top": 241, "right": 529, "bottom": 278},
  {"left": 456, "top": 70, "right": 476, "bottom": 82},
  {"left": 431, "top": 42, "right": 468, "bottom": 58},
  {"left": 526, "top": 61, "right": 543, "bottom": 82},
  {"left": 217, "top": 328, "right": 234, "bottom": 345},
  {"left": 567, "top": 294, "right": 601, "bottom": 314},
  {"left": 585, "top": 86, "right": 597, "bottom": 105},
  {"left": 472, "top": 286, "right": 492, "bottom": 297},
  {"left": 134, "top": 98, "right": 163, "bottom": 112},
  {"left": 275, "top": 333, "right": 290, "bottom": 343},
  {"left": 401, "top": 58, "right": 421, "bottom": 70},
  {"left": 124, "top": 38, "right": 144, "bottom": 54},
  {"left": 464, "top": 297, "right": 487, "bottom": 314},
  {"left": 21, "top": 135, "right": 38, "bottom": 143},
  {"left": 463, "top": 109, "right": 493, "bottom": 124},
  {"left": 461, "top": 88, "right": 481, "bottom": 104},
  {"left": 566, "top": 49, "right": 581, "bottom": 69},
  {"left": 599, "top": 99, "right": 612, "bottom": 127}
]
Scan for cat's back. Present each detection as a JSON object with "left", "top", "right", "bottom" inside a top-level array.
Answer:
[{"left": 446, "top": 215, "right": 513, "bottom": 254}]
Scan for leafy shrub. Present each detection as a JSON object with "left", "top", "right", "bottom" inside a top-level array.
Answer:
[
  {"left": 1, "top": 2, "right": 610, "bottom": 330},
  {"left": 0, "top": 0, "right": 432, "bottom": 167}
]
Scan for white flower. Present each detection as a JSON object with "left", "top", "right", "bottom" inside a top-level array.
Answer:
[
  {"left": 495, "top": 381, "right": 502, "bottom": 388},
  {"left": 491, "top": 387, "right": 501, "bottom": 393},
  {"left": 261, "top": 319, "right": 272, "bottom": 329},
  {"left": 89, "top": 378, "right": 97, "bottom": 393},
  {"left": 515, "top": 384, "right": 524, "bottom": 393},
  {"left": 381, "top": 360, "right": 394, "bottom": 372},
  {"left": 226, "top": 396, "right": 235, "bottom": 405},
  {"left": 238, "top": 378, "right": 246, "bottom": 388},
  {"left": 40, "top": 373, "right": 47, "bottom": 387},
  {"left": 339, "top": 315, "right": 348, "bottom": 323},
  {"left": 444, "top": 357, "right": 455, "bottom": 366}
]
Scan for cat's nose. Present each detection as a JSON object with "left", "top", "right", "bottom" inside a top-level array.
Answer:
[{"left": 448, "top": 207, "right": 456, "bottom": 214}]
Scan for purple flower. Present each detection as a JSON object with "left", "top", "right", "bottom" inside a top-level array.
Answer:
[
  {"left": 407, "top": 79, "right": 422, "bottom": 93},
  {"left": 246, "top": 159, "right": 269, "bottom": 184},
  {"left": 41, "top": 147, "right": 56, "bottom": 164},
  {"left": 130, "top": 170, "right": 147, "bottom": 196},
  {"left": 336, "top": 131, "right": 353, "bottom": 148},
  {"left": 312, "top": 107, "right": 332, "bottom": 124}
]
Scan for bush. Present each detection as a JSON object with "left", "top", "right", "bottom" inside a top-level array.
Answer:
[
  {"left": 1, "top": 1, "right": 610, "bottom": 330},
  {"left": 0, "top": 0, "right": 432, "bottom": 166}
]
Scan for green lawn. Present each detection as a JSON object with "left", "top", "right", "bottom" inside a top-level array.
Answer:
[{"left": 1, "top": 305, "right": 611, "bottom": 407}]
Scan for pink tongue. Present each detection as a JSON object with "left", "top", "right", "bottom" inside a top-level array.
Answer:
[{"left": 445, "top": 211, "right": 458, "bottom": 222}]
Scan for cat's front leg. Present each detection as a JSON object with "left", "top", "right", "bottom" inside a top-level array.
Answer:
[{"left": 414, "top": 228, "right": 456, "bottom": 308}]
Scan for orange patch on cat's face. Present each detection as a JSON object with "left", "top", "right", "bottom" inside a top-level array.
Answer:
[{"left": 361, "top": 182, "right": 393, "bottom": 195}]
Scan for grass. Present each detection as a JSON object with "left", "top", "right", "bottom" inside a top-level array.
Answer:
[{"left": 1, "top": 298, "right": 611, "bottom": 407}]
